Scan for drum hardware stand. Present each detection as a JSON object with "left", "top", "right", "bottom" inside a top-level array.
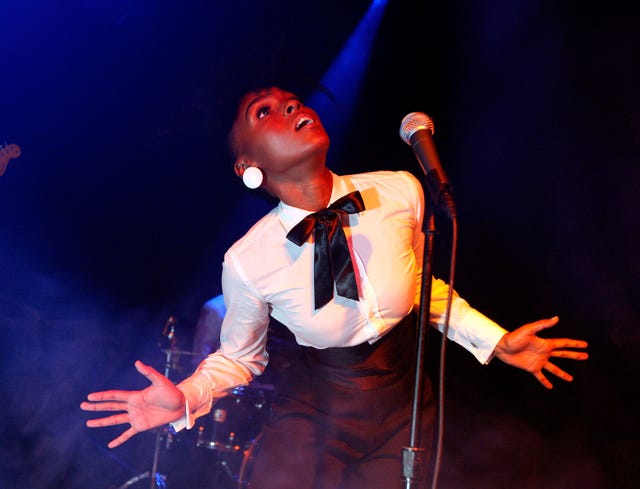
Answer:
[
  {"left": 114, "top": 316, "right": 178, "bottom": 489},
  {"left": 148, "top": 315, "right": 180, "bottom": 489},
  {"left": 116, "top": 472, "right": 151, "bottom": 489}
]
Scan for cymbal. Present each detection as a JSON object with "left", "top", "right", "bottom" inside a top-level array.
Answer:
[
  {"left": 247, "top": 381, "right": 275, "bottom": 391},
  {"left": 160, "top": 348, "right": 201, "bottom": 356}
]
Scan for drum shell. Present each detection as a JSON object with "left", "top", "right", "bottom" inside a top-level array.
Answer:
[{"left": 196, "top": 386, "right": 272, "bottom": 454}]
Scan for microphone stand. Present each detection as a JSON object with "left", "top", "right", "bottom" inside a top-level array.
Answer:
[
  {"left": 401, "top": 196, "right": 436, "bottom": 489},
  {"left": 402, "top": 163, "right": 458, "bottom": 489}
]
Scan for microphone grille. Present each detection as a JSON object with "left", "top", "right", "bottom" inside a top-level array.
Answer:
[{"left": 399, "top": 112, "right": 434, "bottom": 145}]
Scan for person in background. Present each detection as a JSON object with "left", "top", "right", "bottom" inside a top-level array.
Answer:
[
  {"left": 81, "top": 86, "right": 589, "bottom": 489},
  {"left": 191, "top": 293, "right": 295, "bottom": 384},
  {"left": 191, "top": 294, "right": 226, "bottom": 366}
]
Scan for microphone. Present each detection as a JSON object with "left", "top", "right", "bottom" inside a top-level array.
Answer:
[{"left": 399, "top": 112, "right": 456, "bottom": 218}]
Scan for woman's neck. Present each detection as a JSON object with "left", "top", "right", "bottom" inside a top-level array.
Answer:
[{"left": 274, "top": 167, "right": 334, "bottom": 211}]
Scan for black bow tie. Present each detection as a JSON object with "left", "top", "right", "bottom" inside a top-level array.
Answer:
[{"left": 286, "top": 190, "right": 366, "bottom": 310}]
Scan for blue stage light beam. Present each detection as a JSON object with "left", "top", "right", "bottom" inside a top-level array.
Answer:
[{"left": 307, "top": 0, "right": 389, "bottom": 161}]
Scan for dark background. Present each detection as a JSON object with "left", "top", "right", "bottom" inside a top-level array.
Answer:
[{"left": 1, "top": 1, "right": 638, "bottom": 488}]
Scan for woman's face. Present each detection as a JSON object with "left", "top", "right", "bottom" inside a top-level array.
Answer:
[{"left": 230, "top": 87, "right": 330, "bottom": 176}]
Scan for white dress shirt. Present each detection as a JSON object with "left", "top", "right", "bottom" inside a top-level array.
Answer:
[{"left": 173, "top": 170, "right": 507, "bottom": 430}]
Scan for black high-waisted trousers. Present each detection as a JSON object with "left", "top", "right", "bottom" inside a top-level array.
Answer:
[{"left": 246, "top": 313, "right": 435, "bottom": 489}]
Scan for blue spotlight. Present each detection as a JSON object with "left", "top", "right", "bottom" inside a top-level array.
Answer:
[{"left": 308, "top": 0, "right": 388, "bottom": 157}]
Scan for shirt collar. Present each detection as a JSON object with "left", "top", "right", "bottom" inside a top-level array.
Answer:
[{"left": 277, "top": 172, "right": 352, "bottom": 231}]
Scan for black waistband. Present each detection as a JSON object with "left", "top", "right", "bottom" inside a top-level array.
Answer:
[
  {"left": 299, "top": 313, "right": 417, "bottom": 390},
  {"left": 303, "top": 312, "right": 416, "bottom": 364}
]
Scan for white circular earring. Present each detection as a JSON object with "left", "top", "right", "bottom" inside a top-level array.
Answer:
[{"left": 242, "top": 166, "right": 263, "bottom": 189}]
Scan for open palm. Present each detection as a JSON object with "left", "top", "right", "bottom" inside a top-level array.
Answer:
[
  {"left": 80, "top": 360, "right": 186, "bottom": 448},
  {"left": 493, "top": 316, "right": 588, "bottom": 389}
]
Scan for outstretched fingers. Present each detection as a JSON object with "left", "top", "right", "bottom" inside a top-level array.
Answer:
[
  {"left": 543, "top": 361, "right": 574, "bottom": 383},
  {"left": 85, "top": 411, "right": 130, "bottom": 428},
  {"left": 525, "top": 316, "right": 560, "bottom": 335},
  {"left": 134, "top": 360, "right": 164, "bottom": 384},
  {"left": 534, "top": 361, "right": 573, "bottom": 389},
  {"left": 107, "top": 427, "right": 138, "bottom": 449},
  {"left": 81, "top": 396, "right": 132, "bottom": 429},
  {"left": 534, "top": 371, "right": 553, "bottom": 390},
  {"left": 548, "top": 336, "right": 589, "bottom": 352},
  {"left": 84, "top": 390, "right": 133, "bottom": 403},
  {"left": 550, "top": 347, "right": 589, "bottom": 360},
  {"left": 534, "top": 344, "right": 588, "bottom": 389}
]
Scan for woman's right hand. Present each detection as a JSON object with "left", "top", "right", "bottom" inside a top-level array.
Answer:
[{"left": 80, "top": 360, "right": 186, "bottom": 448}]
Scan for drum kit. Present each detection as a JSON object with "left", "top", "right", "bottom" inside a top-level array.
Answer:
[
  {"left": 156, "top": 382, "right": 270, "bottom": 489},
  {"left": 114, "top": 316, "right": 283, "bottom": 489}
]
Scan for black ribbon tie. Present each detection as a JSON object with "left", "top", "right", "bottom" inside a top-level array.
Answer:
[{"left": 286, "top": 190, "right": 366, "bottom": 310}]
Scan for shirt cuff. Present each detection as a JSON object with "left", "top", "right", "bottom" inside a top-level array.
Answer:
[
  {"left": 453, "top": 308, "right": 508, "bottom": 364},
  {"left": 169, "top": 377, "right": 214, "bottom": 432}
]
